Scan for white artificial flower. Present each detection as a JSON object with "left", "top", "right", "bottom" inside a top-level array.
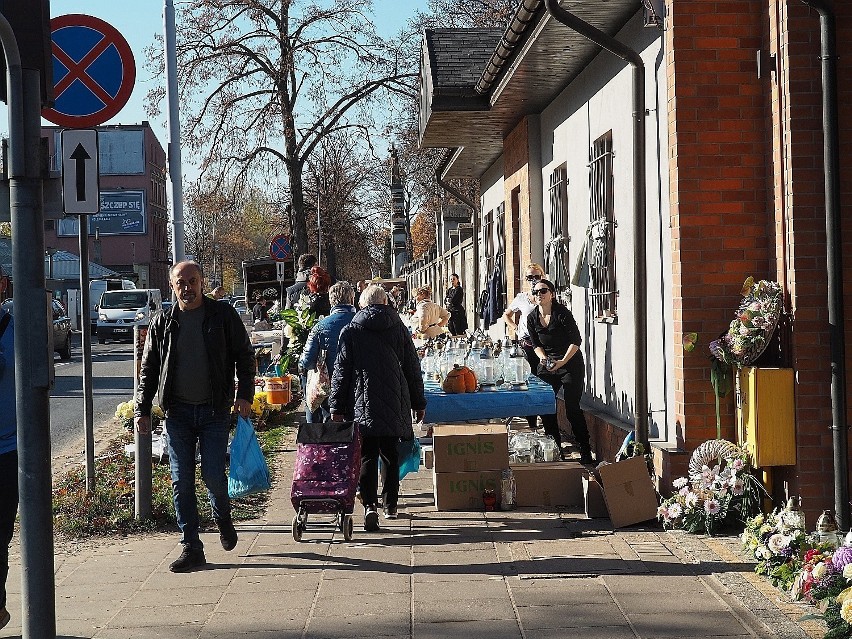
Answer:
[
  {"left": 673, "top": 477, "right": 689, "bottom": 489},
  {"left": 843, "top": 563, "right": 852, "bottom": 579},
  {"left": 767, "top": 533, "right": 790, "bottom": 555},
  {"left": 668, "top": 503, "right": 683, "bottom": 519},
  {"left": 813, "top": 562, "right": 828, "bottom": 580},
  {"left": 704, "top": 499, "right": 721, "bottom": 515},
  {"left": 731, "top": 479, "right": 745, "bottom": 496},
  {"left": 685, "top": 492, "right": 699, "bottom": 509}
]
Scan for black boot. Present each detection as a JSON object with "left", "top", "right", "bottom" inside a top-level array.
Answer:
[{"left": 169, "top": 543, "right": 206, "bottom": 573}]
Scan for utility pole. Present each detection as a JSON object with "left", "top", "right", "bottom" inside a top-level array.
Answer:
[
  {"left": 0, "top": 4, "right": 57, "bottom": 636},
  {"left": 164, "top": 0, "right": 185, "bottom": 264}
]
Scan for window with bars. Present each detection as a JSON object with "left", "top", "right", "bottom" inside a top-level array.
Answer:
[
  {"left": 546, "top": 165, "right": 569, "bottom": 290},
  {"left": 588, "top": 132, "right": 617, "bottom": 319}
]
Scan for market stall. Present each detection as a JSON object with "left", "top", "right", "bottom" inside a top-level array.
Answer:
[{"left": 423, "top": 376, "right": 555, "bottom": 423}]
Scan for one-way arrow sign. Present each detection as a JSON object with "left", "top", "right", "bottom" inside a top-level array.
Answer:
[{"left": 61, "top": 129, "right": 99, "bottom": 215}]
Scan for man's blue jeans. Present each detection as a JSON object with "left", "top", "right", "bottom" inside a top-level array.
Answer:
[{"left": 166, "top": 402, "right": 231, "bottom": 548}]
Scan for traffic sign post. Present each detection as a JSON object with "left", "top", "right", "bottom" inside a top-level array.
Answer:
[
  {"left": 269, "top": 233, "right": 293, "bottom": 261},
  {"left": 42, "top": 14, "right": 135, "bottom": 128},
  {"left": 60, "top": 128, "right": 99, "bottom": 214}
]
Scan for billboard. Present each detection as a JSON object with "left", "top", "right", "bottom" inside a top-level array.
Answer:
[{"left": 57, "top": 190, "right": 146, "bottom": 236}]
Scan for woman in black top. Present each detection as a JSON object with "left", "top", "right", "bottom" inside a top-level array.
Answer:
[
  {"left": 526, "top": 279, "right": 593, "bottom": 465},
  {"left": 444, "top": 273, "right": 467, "bottom": 336}
]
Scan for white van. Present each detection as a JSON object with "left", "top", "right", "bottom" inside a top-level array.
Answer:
[
  {"left": 89, "top": 279, "right": 135, "bottom": 329},
  {"left": 96, "top": 288, "right": 162, "bottom": 343}
]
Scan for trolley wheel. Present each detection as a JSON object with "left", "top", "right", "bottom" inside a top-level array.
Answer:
[
  {"left": 292, "top": 515, "right": 303, "bottom": 542},
  {"left": 342, "top": 514, "right": 354, "bottom": 541}
]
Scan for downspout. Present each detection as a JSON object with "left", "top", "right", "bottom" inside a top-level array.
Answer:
[
  {"left": 800, "top": 0, "right": 848, "bottom": 529},
  {"left": 544, "top": 0, "right": 648, "bottom": 448},
  {"left": 437, "top": 165, "right": 480, "bottom": 303}
]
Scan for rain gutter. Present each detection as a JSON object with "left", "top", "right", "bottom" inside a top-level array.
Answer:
[
  {"left": 543, "top": 0, "right": 648, "bottom": 449},
  {"left": 800, "top": 0, "right": 848, "bottom": 528}
]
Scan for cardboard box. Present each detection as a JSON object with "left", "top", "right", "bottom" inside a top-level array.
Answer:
[
  {"left": 597, "top": 456, "right": 659, "bottom": 528},
  {"left": 433, "top": 468, "right": 502, "bottom": 511},
  {"left": 582, "top": 472, "right": 608, "bottom": 518},
  {"left": 432, "top": 424, "right": 509, "bottom": 473},
  {"left": 510, "top": 462, "right": 585, "bottom": 507},
  {"left": 422, "top": 445, "right": 434, "bottom": 470}
]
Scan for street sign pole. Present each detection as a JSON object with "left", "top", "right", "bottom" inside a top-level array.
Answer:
[
  {"left": 62, "top": 128, "right": 100, "bottom": 493},
  {"left": 77, "top": 220, "right": 96, "bottom": 491},
  {"left": 0, "top": 12, "right": 57, "bottom": 637}
]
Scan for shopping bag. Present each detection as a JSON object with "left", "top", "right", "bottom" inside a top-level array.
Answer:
[
  {"left": 305, "top": 355, "right": 331, "bottom": 412},
  {"left": 228, "top": 415, "right": 271, "bottom": 498},
  {"left": 398, "top": 437, "right": 421, "bottom": 481}
]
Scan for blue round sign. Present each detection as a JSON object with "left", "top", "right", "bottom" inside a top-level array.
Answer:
[{"left": 42, "top": 14, "right": 136, "bottom": 128}]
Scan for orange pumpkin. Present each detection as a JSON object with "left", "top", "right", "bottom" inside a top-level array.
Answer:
[
  {"left": 460, "top": 366, "right": 478, "bottom": 392},
  {"left": 442, "top": 365, "right": 468, "bottom": 394}
]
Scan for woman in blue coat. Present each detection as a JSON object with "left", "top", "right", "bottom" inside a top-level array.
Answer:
[{"left": 299, "top": 281, "right": 357, "bottom": 423}]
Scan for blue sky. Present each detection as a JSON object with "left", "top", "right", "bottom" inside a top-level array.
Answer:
[{"left": 42, "top": 0, "right": 427, "bottom": 174}]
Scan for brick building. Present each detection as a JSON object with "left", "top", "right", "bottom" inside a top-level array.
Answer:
[
  {"left": 43, "top": 122, "right": 170, "bottom": 293},
  {"left": 418, "top": 0, "right": 852, "bottom": 522}
]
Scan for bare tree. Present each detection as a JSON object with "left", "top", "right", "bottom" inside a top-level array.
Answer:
[{"left": 146, "top": 0, "right": 417, "bottom": 257}]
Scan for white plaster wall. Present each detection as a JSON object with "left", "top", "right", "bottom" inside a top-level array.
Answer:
[{"left": 538, "top": 14, "right": 674, "bottom": 444}]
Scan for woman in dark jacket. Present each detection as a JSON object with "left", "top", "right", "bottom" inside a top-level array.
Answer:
[
  {"left": 444, "top": 273, "right": 468, "bottom": 336},
  {"left": 329, "top": 284, "right": 426, "bottom": 531},
  {"left": 526, "top": 278, "right": 593, "bottom": 465},
  {"left": 306, "top": 266, "right": 331, "bottom": 317}
]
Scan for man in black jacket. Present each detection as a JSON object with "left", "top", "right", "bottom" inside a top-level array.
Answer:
[
  {"left": 135, "top": 261, "right": 255, "bottom": 572},
  {"left": 329, "top": 284, "right": 426, "bottom": 531}
]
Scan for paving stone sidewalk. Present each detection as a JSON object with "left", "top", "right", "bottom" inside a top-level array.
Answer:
[{"left": 2, "top": 447, "right": 825, "bottom": 639}]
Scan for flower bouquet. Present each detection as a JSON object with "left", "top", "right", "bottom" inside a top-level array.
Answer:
[
  {"left": 709, "top": 277, "right": 782, "bottom": 368},
  {"left": 741, "top": 510, "right": 808, "bottom": 591},
  {"left": 796, "top": 546, "right": 852, "bottom": 639},
  {"left": 114, "top": 400, "right": 164, "bottom": 432},
  {"left": 659, "top": 442, "right": 764, "bottom": 535}
]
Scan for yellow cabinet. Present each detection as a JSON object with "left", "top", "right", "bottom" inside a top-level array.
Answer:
[{"left": 736, "top": 367, "right": 796, "bottom": 467}]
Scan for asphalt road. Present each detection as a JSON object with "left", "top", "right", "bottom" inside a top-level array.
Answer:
[{"left": 50, "top": 332, "right": 136, "bottom": 460}]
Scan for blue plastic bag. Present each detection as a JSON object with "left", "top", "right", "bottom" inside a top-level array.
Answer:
[
  {"left": 398, "top": 437, "right": 421, "bottom": 481},
  {"left": 228, "top": 415, "right": 271, "bottom": 498}
]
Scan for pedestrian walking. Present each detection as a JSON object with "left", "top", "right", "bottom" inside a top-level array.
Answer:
[
  {"left": 299, "top": 281, "right": 357, "bottom": 423},
  {"left": 329, "top": 284, "right": 426, "bottom": 531},
  {"left": 526, "top": 278, "right": 593, "bottom": 465},
  {"left": 0, "top": 266, "right": 15, "bottom": 629},
  {"left": 135, "top": 260, "right": 256, "bottom": 572},
  {"left": 503, "top": 262, "right": 547, "bottom": 429},
  {"left": 444, "top": 273, "right": 468, "bottom": 336}
]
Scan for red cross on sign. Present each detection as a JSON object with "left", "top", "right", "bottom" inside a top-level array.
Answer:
[{"left": 42, "top": 14, "right": 136, "bottom": 128}]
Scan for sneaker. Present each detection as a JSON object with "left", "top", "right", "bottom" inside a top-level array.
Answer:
[
  {"left": 217, "top": 518, "right": 238, "bottom": 551},
  {"left": 0, "top": 607, "right": 9, "bottom": 630},
  {"left": 169, "top": 544, "right": 206, "bottom": 573},
  {"left": 364, "top": 506, "right": 380, "bottom": 532},
  {"left": 382, "top": 504, "right": 398, "bottom": 519}
]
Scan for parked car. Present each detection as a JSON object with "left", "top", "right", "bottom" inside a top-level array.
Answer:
[
  {"left": 232, "top": 297, "right": 248, "bottom": 314},
  {"left": 1, "top": 298, "right": 72, "bottom": 360}
]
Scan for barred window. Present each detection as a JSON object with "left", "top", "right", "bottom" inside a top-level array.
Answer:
[
  {"left": 546, "top": 165, "right": 570, "bottom": 291},
  {"left": 589, "top": 132, "right": 617, "bottom": 319}
]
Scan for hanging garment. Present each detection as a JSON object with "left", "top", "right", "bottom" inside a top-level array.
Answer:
[
  {"left": 544, "top": 233, "right": 570, "bottom": 291},
  {"left": 590, "top": 219, "right": 609, "bottom": 268},
  {"left": 571, "top": 226, "right": 591, "bottom": 288},
  {"left": 484, "top": 263, "right": 505, "bottom": 327}
]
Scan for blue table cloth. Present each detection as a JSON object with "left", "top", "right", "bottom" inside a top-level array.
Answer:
[{"left": 423, "top": 376, "right": 555, "bottom": 423}]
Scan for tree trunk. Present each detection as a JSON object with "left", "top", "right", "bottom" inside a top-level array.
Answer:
[{"left": 288, "top": 166, "right": 308, "bottom": 258}]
